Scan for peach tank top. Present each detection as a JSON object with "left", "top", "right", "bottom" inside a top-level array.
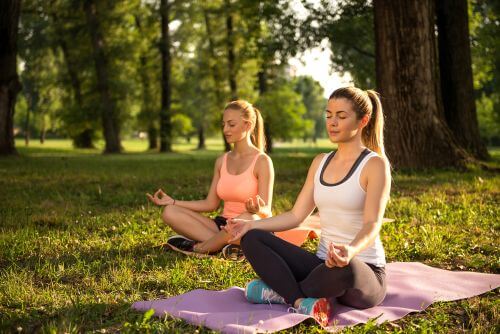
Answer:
[{"left": 216, "top": 152, "right": 260, "bottom": 218}]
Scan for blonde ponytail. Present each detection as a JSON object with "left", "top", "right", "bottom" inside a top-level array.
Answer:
[
  {"left": 365, "top": 90, "right": 385, "bottom": 157},
  {"left": 252, "top": 107, "right": 266, "bottom": 152}
]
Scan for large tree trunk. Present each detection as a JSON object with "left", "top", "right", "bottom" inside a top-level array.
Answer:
[
  {"left": 84, "top": 0, "right": 121, "bottom": 153},
  {"left": 373, "top": 0, "right": 469, "bottom": 169},
  {"left": 0, "top": 0, "right": 22, "bottom": 155},
  {"left": 436, "top": 0, "right": 489, "bottom": 160},
  {"left": 159, "top": 0, "right": 172, "bottom": 152}
]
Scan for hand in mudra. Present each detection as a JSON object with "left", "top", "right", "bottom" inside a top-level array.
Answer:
[
  {"left": 146, "top": 189, "right": 174, "bottom": 206},
  {"left": 325, "top": 242, "right": 354, "bottom": 268},
  {"left": 245, "top": 195, "right": 265, "bottom": 215}
]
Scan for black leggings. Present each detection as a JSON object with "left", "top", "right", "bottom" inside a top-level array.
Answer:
[{"left": 241, "top": 229, "right": 386, "bottom": 309}]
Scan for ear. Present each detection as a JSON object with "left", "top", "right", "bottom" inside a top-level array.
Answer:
[
  {"left": 359, "top": 115, "right": 370, "bottom": 128},
  {"left": 245, "top": 121, "right": 253, "bottom": 132}
]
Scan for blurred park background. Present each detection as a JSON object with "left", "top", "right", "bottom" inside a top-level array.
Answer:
[
  {"left": 1, "top": 0, "right": 499, "bottom": 332},
  {"left": 0, "top": 0, "right": 499, "bottom": 165}
]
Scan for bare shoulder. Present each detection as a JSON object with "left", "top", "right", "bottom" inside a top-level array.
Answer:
[
  {"left": 307, "top": 153, "right": 327, "bottom": 176},
  {"left": 255, "top": 152, "right": 273, "bottom": 172},
  {"left": 214, "top": 153, "right": 226, "bottom": 170},
  {"left": 365, "top": 155, "right": 391, "bottom": 178},
  {"left": 311, "top": 153, "right": 327, "bottom": 168}
]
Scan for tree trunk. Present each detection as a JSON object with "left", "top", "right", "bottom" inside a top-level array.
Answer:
[
  {"left": 373, "top": 0, "right": 469, "bottom": 169},
  {"left": 23, "top": 77, "right": 37, "bottom": 147},
  {"left": 225, "top": 0, "right": 237, "bottom": 101},
  {"left": 146, "top": 126, "right": 157, "bottom": 150},
  {"left": 197, "top": 125, "right": 206, "bottom": 150},
  {"left": 134, "top": 14, "right": 157, "bottom": 150},
  {"left": 84, "top": 0, "right": 121, "bottom": 153},
  {"left": 436, "top": 0, "right": 489, "bottom": 160},
  {"left": 24, "top": 104, "right": 30, "bottom": 146},
  {"left": 258, "top": 69, "right": 272, "bottom": 153},
  {"left": 159, "top": 0, "right": 172, "bottom": 152},
  {"left": 39, "top": 113, "right": 46, "bottom": 144},
  {"left": 72, "top": 129, "right": 92, "bottom": 148},
  {"left": 0, "top": 0, "right": 22, "bottom": 155},
  {"left": 54, "top": 13, "right": 94, "bottom": 149}
]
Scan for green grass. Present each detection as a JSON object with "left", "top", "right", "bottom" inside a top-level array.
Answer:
[{"left": 1, "top": 139, "right": 499, "bottom": 333}]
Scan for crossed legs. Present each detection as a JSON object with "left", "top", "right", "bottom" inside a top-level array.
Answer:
[{"left": 162, "top": 205, "right": 258, "bottom": 253}]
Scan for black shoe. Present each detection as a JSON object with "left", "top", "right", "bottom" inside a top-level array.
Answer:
[{"left": 167, "top": 235, "right": 195, "bottom": 252}]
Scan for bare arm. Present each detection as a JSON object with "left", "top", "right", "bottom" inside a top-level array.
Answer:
[
  {"left": 147, "top": 156, "right": 223, "bottom": 211},
  {"left": 349, "top": 156, "right": 391, "bottom": 254},
  {"left": 247, "top": 154, "right": 274, "bottom": 218},
  {"left": 226, "top": 154, "right": 325, "bottom": 240},
  {"left": 172, "top": 155, "right": 223, "bottom": 212}
]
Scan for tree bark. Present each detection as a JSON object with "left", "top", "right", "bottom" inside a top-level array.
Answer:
[
  {"left": 0, "top": 0, "right": 22, "bottom": 155},
  {"left": 84, "top": 0, "right": 121, "bottom": 153},
  {"left": 436, "top": 0, "right": 489, "bottom": 160},
  {"left": 373, "top": 0, "right": 469, "bottom": 168}
]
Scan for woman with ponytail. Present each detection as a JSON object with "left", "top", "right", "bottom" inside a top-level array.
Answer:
[
  {"left": 147, "top": 100, "right": 274, "bottom": 257},
  {"left": 224, "top": 87, "right": 391, "bottom": 326}
]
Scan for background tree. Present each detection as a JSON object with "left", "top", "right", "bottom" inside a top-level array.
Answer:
[
  {"left": 159, "top": 0, "right": 173, "bottom": 152},
  {"left": 294, "top": 76, "right": 327, "bottom": 142},
  {"left": 84, "top": 0, "right": 122, "bottom": 153},
  {"left": 374, "top": 0, "right": 469, "bottom": 168},
  {"left": 436, "top": 0, "right": 489, "bottom": 160},
  {"left": 257, "top": 81, "right": 311, "bottom": 145},
  {"left": 469, "top": 0, "right": 500, "bottom": 146},
  {"left": 0, "top": 0, "right": 22, "bottom": 155}
]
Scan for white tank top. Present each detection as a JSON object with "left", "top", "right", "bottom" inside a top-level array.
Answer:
[{"left": 314, "top": 149, "right": 386, "bottom": 267}]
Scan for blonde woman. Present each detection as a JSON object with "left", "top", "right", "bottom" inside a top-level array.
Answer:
[{"left": 148, "top": 100, "right": 274, "bottom": 256}]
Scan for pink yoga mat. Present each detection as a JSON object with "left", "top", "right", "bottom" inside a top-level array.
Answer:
[{"left": 132, "top": 262, "right": 500, "bottom": 333}]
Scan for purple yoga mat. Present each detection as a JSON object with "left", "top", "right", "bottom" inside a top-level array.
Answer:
[{"left": 132, "top": 262, "right": 500, "bottom": 333}]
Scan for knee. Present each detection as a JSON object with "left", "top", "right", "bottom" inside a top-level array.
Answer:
[
  {"left": 161, "top": 205, "right": 178, "bottom": 225},
  {"left": 240, "top": 229, "right": 268, "bottom": 250}
]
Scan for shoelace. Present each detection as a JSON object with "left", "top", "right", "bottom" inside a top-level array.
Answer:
[{"left": 261, "top": 288, "right": 284, "bottom": 304}]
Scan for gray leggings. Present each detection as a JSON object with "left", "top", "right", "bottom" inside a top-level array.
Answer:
[{"left": 241, "top": 229, "right": 386, "bottom": 309}]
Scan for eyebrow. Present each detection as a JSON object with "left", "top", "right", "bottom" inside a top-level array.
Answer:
[{"left": 325, "top": 109, "right": 348, "bottom": 114}]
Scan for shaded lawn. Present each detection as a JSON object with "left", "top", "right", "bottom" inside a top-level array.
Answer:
[{"left": 0, "top": 140, "right": 498, "bottom": 333}]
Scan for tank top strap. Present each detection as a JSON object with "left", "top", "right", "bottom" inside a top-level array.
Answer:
[
  {"left": 352, "top": 150, "right": 378, "bottom": 179},
  {"left": 315, "top": 152, "right": 334, "bottom": 180},
  {"left": 248, "top": 152, "right": 262, "bottom": 176},
  {"left": 221, "top": 152, "right": 229, "bottom": 175}
]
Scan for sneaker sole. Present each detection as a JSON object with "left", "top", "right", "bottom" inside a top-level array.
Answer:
[
  {"left": 162, "top": 242, "right": 213, "bottom": 258},
  {"left": 312, "top": 298, "right": 331, "bottom": 327}
]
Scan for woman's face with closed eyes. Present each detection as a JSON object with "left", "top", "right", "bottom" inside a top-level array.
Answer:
[
  {"left": 221, "top": 108, "right": 251, "bottom": 144},
  {"left": 325, "top": 98, "right": 365, "bottom": 143}
]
